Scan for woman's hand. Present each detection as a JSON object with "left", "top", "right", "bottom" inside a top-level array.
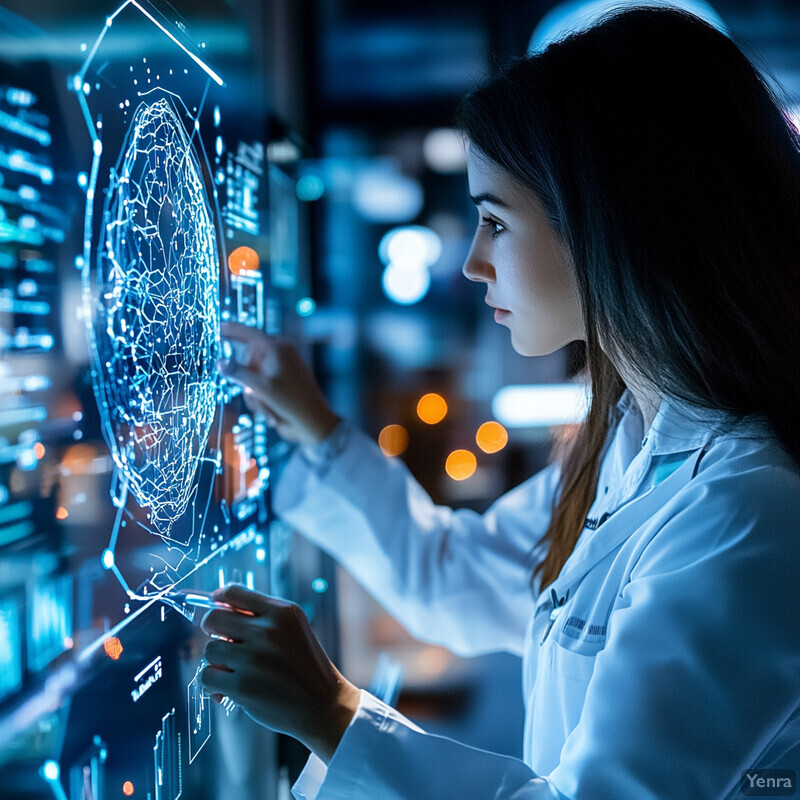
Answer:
[
  {"left": 218, "top": 321, "right": 339, "bottom": 445},
  {"left": 199, "top": 585, "right": 361, "bottom": 764}
]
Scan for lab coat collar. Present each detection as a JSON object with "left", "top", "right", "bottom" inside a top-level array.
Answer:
[
  {"left": 619, "top": 390, "right": 760, "bottom": 457},
  {"left": 537, "top": 392, "right": 769, "bottom": 607},
  {"left": 543, "top": 444, "right": 708, "bottom": 605}
]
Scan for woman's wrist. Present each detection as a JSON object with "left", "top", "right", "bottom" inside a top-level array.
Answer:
[
  {"left": 305, "top": 678, "right": 361, "bottom": 765},
  {"left": 307, "top": 408, "right": 341, "bottom": 445}
]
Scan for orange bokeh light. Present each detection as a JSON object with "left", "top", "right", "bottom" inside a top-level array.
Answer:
[
  {"left": 476, "top": 421, "right": 508, "bottom": 454},
  {"left": 227, "top": 246, "right": 259, "bottom": 275},
  {"left": 416, "top": 393, "right": 447, "bottom": 425},
  {"left": 56, "top": 507, "right": 68, "bottom": 520},
  {"left": 33, "top": 442, "right": 46, "bottom": 459},
  {"left": 378, "top": 424, "right": 409, "bottom": 457},
  {"left": 122, "top": 780, "right": 134, "bottom": 796},
  {"left": 103, "top": 636, "right": 123, "bottom": 661},
  {"left": 445, "top": 449, "right": 477, "bottom": 481},
  {"left": 61, "top": 443, "right": 99, "bottom": 475}
]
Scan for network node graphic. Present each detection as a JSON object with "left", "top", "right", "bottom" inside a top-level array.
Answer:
[{"left": 95, "top": 96, "right": 219, "bottom": 537}]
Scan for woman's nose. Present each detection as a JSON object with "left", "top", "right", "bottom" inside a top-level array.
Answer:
[{"left": 462, "top": 239, "right": 495, "bottom": 284}]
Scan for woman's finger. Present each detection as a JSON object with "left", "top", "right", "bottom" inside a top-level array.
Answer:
[
  {"left": 220, "top": 321, "right": 276, "bottom": 369},
  {"left": 204, "top": 638, "right": 241, "bottom": 670},
  {"left": 200, "top": 607, "right": 254, "bottom": 639},
  {"left": 200, "top": 663, "right": 236, "bottom": 696},
  {"left": 213, "top": 584, "right": 289, "bottom": 618},
  {"left": 218, "top": 363, "right": 288, "bottom": 422},
  {"left": 220, "top": 319, "right": 263, "bottom": 343}
]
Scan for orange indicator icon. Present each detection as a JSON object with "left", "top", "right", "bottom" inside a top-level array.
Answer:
[
  {"left": 227, "top": 246, "right": 259, "bottom": 275},
  {"left": 103, "top": 636, "right": 123, "bottom": 661}
]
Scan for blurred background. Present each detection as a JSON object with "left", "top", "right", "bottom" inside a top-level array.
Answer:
[{"left": 1, "top": 1, "right": 799, "bottom": 797}]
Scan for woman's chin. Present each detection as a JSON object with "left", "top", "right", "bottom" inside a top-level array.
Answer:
[{"left": 510, "top": 333, "right": 584, "bottom": 358}]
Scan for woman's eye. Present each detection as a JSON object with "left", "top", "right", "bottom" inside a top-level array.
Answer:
[{"left": 479, "top": 217, "right": 505, "bottom": 238}]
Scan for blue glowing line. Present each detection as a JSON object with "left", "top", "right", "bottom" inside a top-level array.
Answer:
[
  {"left": 0, "top": 501, "right": 33, "bottom": 526},
  {"left": 0, "top": 110, "right": 51, "bottom": 146},
  {"left": 0, "top": 150, "right": 53, "bottom": 184},
  {"left": 77, "top": 0, "right": 223, "bottom": 89},
  {"left": 77, "top": 529, "right": 252, "bottom": 664},
  {"left": 0, "top": 406, "right": 47, "bottom": 427},
  {"left": 134, "top": 655, "right": 161, "bottom": 682},
  {"left": 0, "top": 297, "right": 50, "bottom": 315},
  {"left": 128, "top": 1, "right": 223, "bottom": 86}
]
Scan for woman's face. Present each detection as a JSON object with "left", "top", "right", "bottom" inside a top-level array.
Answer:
[{"left": 462, "top": 147, "right": 585, "bottom": 356}]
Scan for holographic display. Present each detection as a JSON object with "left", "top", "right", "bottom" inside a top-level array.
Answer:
[
  {"left": 187, "top": 665, "right": 211, "bottom": 763},
  {"left": 74, "top": 0, "right": 235, "bottom": 601},
  {"left": 93, "top": 95, "right": 220, "bottom": 539},
  {"left": 154, "top": 708, "right": 182, "bottom": 800},
  {"left": 0, "top": 4, "right": 320, "bottom": 798}
]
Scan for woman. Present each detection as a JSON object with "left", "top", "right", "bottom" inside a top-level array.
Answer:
[{"left": 200, "top": 7, "right": 800, "bottom": 798}]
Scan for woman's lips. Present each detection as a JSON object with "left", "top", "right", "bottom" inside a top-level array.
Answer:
[{"left": 487, "top": 300, "right": 510, "bottom": 321}]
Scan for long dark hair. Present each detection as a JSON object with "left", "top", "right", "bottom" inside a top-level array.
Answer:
[{"left": 456, "top": 6, "right": 800, "bottom": 590}]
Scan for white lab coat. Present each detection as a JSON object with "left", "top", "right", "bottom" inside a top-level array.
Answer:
[{"left": 273, "top": 391, "right": 800, "bottom": 800}]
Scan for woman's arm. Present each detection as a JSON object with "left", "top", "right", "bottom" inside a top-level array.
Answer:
[
  {"left": 220, "top": 320, "right": 560, "bottom": 657},
  {"left": 274, "top": 423, "right": 559, "bottom": 657},
  {"left": 199, "top": 585, "right": 564, "bottom": 800}
]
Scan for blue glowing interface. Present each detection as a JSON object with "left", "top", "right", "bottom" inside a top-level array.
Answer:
[
  {"left": 0, "top": 596, "right": 23, "bottom": 703},
  {"left": 26, "top": 574, "right": 72, "bottom": 673},
  {"left": 0, "top": 1, "right": 315, "bottom": 796}
]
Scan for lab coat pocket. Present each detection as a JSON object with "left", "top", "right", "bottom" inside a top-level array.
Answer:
[{"left": 551, "top": 640, "right": 598, "bottom": 684}]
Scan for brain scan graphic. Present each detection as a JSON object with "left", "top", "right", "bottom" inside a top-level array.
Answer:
[
  {"left": 72, "top": 2, "right": 266, "bottom": 609},
  {"left": 89, "top": 97, "right": 220, "bottom": 538}
]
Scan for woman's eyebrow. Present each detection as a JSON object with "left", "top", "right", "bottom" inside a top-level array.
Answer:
[{"left": 469, "top": 192, "right": 510, "bottom": 208}]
